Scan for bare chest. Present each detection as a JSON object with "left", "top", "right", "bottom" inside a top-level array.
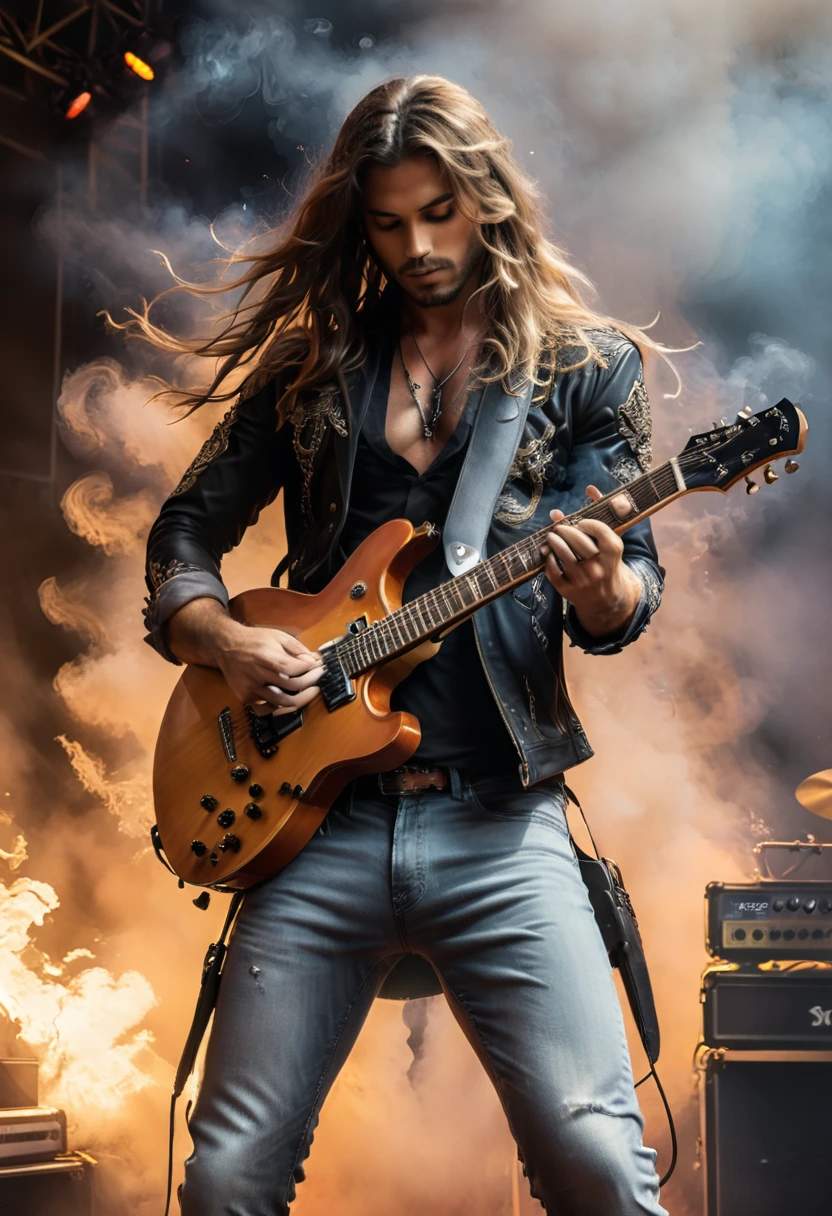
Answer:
[{"left": 384, "top": 350, "right": 474, "bottom": 477}]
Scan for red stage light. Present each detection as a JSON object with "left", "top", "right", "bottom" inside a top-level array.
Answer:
[{"left": 65, "top": 91, "right": 92, "bottom": 120}]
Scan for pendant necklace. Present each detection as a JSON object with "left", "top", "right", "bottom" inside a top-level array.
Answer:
[{"left": 399, "top": 331, "right": 472, "bottom": 440}]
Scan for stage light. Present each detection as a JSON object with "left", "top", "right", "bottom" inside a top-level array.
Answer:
[
  {"left": 124, "top": 51, "right": 155, "bottom": 81},
  {"left": 65, "top": 91, "right": 92, "bottom": 120}
]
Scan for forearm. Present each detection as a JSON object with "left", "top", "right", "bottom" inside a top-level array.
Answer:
[{"left": 165, "top": 597, "right": 248, "bottom": 668}]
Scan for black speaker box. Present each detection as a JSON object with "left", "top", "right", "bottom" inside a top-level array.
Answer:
[
  {"left": 702, "top": 966, "right": 832, "bottom": 1049},
  {"left": 0, "top": 1153, "right": 94, "bottom": 1215},
  {"left": 700, "top": 1049, "right": 832, "bottom": 1215}
]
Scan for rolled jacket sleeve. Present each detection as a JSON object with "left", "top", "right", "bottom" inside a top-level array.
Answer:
[
  {"left": 558, "top": 338, "right": 665, "bottom": 656},
  {"left": 143, "top": 378, "right": 287, "bottom": 664}
]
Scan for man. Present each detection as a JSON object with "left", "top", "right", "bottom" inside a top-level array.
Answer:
[{"left": 141, "top": 75, "right": 667, "bottom": 1215}]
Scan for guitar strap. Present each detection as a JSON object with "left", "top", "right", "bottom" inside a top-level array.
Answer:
[{"left": 443, "top": 374, "right": 535, "bottom": 577}]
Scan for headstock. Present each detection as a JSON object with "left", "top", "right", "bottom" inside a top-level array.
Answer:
[{"left": 679, "top": 398, "right": 807, "bottom": 494}]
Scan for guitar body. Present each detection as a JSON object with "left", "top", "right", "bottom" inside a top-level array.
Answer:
[{"left": 153, "top": 519, "right": 440, "bottom": 889}]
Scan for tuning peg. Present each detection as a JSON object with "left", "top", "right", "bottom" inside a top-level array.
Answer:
[
  {"left": 745, "top": 476, "right": 760, "bottom": 495},
  {"left": 785, "top": 459, "right": 800, "bottom": 474},
  {"left": 763, "top": 464, "right": 779, "bottom": 484}
]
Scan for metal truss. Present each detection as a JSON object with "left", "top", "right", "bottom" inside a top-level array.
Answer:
[
  {"left": 0, "top": 2, "right": 159, "bottom": 492},
  {"left": 0, "top": 0, "right": 148, "bottom": 95}
]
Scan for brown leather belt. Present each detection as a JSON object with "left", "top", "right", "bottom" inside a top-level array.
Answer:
[{"left": 376, "top": 765, "right": 456, "bottom": 795}]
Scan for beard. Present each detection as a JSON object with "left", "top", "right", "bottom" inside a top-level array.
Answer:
[{"left": 396, "top": 238, "right": 484, "bottom": 308}]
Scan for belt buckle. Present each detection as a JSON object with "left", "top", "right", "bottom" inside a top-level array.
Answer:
[
  {"left": 377, "top": 766, "right": 445, "bottom": 796},
  {"left": 377, "top": 767, "right": 409, "bottom": 796}
]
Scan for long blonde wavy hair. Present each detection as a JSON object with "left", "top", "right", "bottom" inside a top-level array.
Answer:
[{"left": 114, "top": 74, "right": 674, "bottom": 419}]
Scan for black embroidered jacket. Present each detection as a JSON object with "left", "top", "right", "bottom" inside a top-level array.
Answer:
[{"left": 144, "top": 327, "right": 664, "bottom": 785}]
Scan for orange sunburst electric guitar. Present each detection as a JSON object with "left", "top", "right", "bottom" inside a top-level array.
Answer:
[{"left": 152, "top": 400, "right": 807, "bottom": 889}]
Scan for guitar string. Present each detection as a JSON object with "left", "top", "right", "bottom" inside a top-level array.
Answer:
[
  {"left": 339, "top": 450, "right": 707, "bottom": 672},
  {"left": 174, "top": 433, "right": 765, "bottom": 770}
]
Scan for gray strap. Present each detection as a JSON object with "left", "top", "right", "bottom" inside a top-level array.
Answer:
[{"left": 444, "top": 376, "right": 535, "bottom": 575}]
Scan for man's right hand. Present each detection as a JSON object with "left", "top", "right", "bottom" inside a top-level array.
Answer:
[
  {"left": 165, "top": 597, "right": 323, "bottom": 715},
  {"left": 219, "top": 625, "right": 323, "bottom": 715}
]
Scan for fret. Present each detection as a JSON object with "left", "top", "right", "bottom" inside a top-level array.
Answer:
[{"left": 389, "top": 614, "right": 406, "bottom": 649}]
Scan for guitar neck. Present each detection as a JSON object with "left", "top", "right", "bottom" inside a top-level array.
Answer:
[{"left": 338, "top": 455, "right": 689, "bottom": 676}]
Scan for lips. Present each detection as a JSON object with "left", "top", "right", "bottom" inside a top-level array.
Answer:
[{"left": 408, "top": 267, "right": 443, "bottom": 278}]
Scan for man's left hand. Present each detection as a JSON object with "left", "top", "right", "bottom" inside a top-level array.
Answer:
[{"left": 541, "top": 485, "right": 643, "bottom": 639}]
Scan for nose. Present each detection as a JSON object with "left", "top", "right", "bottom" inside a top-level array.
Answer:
[{"left": 404, "top": 219, "right": 432, "bottom": 264}]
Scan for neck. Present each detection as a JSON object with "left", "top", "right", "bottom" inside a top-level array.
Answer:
[{"left": 400, "top": 268, "right": 485, "bottom": 342}]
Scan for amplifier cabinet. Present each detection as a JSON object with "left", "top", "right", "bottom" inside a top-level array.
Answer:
[
  {"left": 0, "top": 1106, "right": 66, "bottom": 1165},
  {"left": 0, "top": 1152, "right": 94, "bottom": 1216},
  {"left": 0, "top": 1058, "right": 38, "bottom": 1108},
  {"left": 700, "top": 1049, "right": 832, "bottom": 1216},
  {"left": 705, "top": 880, "right": 832, "bottom": 961},
  {"left": 702, "top": 967, "right": 832, "bottom": 1049}
]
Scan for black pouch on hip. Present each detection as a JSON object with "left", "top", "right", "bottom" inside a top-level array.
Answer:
[{"left": 564, "top": 785, "right": 661, "bottom": 1063}]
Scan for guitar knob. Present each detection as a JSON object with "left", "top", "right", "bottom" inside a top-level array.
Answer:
[
  {"left": 230, "top": 765, "right": 250, "bottom": 784},
  {"left": 244, "top": 802, "right": 262, "bottom": 819},
  {"left": 218, "top": 833, "right": 241, "bottom": 853},
  {"left": 745, "top": 476, "right": 760, "bottom": 495},
  {"left": 200, "top": 795, "right": 218, "bottom": 811},
  {"left": 248, "top": 783, "right": 263, "bottom": 798},
  {"left": 217, "top": 809, "right": 236, "bottom": 828},
  {"left": 785, "top": 459, "right": 799, "bottom": 473},
  {"left": 763, "top": 464, "right": 779, "bottom": 484},
  {"left": 191, "top": 840, "right": 207, "bottom": 856}
]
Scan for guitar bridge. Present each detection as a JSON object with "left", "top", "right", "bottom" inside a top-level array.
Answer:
[{"left": 318, "top": 642, "right": 356, "bottom": 712}]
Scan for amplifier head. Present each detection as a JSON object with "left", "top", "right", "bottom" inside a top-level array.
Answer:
[{"left": 705, "top": 881, "right": 832, "bottom": 960}]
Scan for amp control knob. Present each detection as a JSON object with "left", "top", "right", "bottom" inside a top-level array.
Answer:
[
  {"left": 787, "top": 896, "right": 801, "bottom": 911},
  {"left": 191, "top": 840, "right": 207, "bottom": 856},
  {"left": 821, "top": 899, "right": 832, "bottom": 914},
  {"left": 803, "top": 899, "right": 817, "bottom": 914},
  {"left": 217, "top": 809, "right": 236, "bottom": 828},
  {"left": 772, "top": 899, "right": 785, "bottom": 912}
]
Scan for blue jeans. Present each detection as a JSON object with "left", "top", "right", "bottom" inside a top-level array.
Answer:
[{"left": 181, "top": 773, "right": 667, "bottom": 1215}]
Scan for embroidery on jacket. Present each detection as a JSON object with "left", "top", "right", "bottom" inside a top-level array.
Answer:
[
  {"left": 495, "top": 423, "right": 557, "bottom": 526},
  {"left": 147, "top": 557, "right": 207, "bottom": 592},
  {"left": 290, "top": 387, "right": 348, "bottom": 524},
  {"left": 169, "top": 402, "right": 239, "bottom": 498},
  {"left": 610, "top": 453, "right": 640, "bottom": 485},
  {"left": 637, "top": 562, "right": 663, "bottom": 615},
  {"left": 617, "top": 371, "right": 652, "bottom": 472}
]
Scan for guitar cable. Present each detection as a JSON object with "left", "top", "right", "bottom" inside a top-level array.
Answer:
[{"left": 564, "top": 784, "right": 678, "bottom": 1190}]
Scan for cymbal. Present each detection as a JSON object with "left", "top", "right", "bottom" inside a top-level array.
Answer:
[{"left": 795, "top": 770, "right": 832, "bottom": 819}]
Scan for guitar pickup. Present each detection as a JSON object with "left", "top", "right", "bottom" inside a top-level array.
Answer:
[
  {"left": 318, "top": 642, "right": 356, "bottom": 712},
  {"left": 247, "top": 707, "right": 304, "bottom": 758}
]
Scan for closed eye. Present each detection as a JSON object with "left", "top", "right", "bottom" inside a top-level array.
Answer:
[{"left": 374, "top": 206, "right": 455, "bottom": 232}]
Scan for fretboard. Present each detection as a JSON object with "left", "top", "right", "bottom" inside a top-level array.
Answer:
[{"left": 337, "top": 455, "right": 689, "bottom": 676}]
